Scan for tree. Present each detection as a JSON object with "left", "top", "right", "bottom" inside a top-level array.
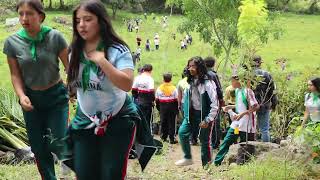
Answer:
[
  {"left": 59, "top": 0, "right": 65, "bottom": 9},
  {"left": 178, "top": 0, "right": 241, "bottom": 74},
  {"left": 178, "top": 0, "right": 282, "bottom": 76},
  {"left": 165, "top": 0, "right": 182, "bottom": 16},
  {"left": 106, "top": 0, "right": 125, "bottom": 19},
  {"left": 105, "top": 0, "right": 145, "bottom": 19}
]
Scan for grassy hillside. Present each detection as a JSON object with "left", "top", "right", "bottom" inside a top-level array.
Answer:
[{"left": 0, "top": 10, "right": 319, "bottom": 88}]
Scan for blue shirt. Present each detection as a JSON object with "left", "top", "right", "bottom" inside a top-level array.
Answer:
[{"left": 72, "top": 44, "right": 134, "bottom": 129}]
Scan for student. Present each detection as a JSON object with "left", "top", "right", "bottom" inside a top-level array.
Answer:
[
  {"left": 302, "top": 77, "right": 320, "bottom": 126},
  {"left": 252, "top": 55, "right": 277, "bottom": 142},
  {"left": 184, "top": 38, "right": 188, "bottom": 49},
  {"left": 67, "top": 1, "right": 139, "bottom": 179},
  {"left": 214, "top": 75, "right": 259, "bottom": 166},
  {"left": 180, "top": 40, "right": 185, "bottom": 50},
  {"left": 224, "top": 84, "right": 236, "bottom": 125},
  {"left": 136, "top": 47, "right": 141, "bottom": 62},
  {"left": 204, "top": 57, "right": 224, "bottom": 150},
  {"left": 154, "top": 33, "right": 160, "bottom": 50},
  {"left": 177, "top": 67, "right": 189, "bottom": 113},
  {"left": 132, "top": 64, "right": 155, "bottom": 130},
  {"left": 136, "top": 36, "right": 142, "bottom": 47},
  {"left": 155, "top": 73, "right": 179, "bottom": 144},
  {"left": 145, "top": 39, "right": 150, "bottom": 51},
  {"left": 175, "top": 56, "right": 219, "bottom": 167},
  {"left": 3, "top": 0, "right": 69, "bottom": 179}
]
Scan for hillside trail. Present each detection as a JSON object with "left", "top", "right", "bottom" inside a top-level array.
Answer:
[{"left": 127, "top": 135, "right": 220, "bottom": 179}]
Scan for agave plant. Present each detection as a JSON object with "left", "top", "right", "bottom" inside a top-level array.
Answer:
[{"left": 0, "top": 87, "right": 28, "bottom": 151}]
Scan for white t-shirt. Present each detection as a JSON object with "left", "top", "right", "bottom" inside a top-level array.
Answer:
[
  {"left": 304, "top": 93, "right": 320, "bottom": 122},
  {"left": 75, "top": 44, "right": 134, "bottom": 122},
  {"left": 229, "top": 88, "right": 258, "bottom": 133},
  {"left": 132, "top": 73, "right": 155, "bottom": 93},
  {"left": 181, "top": 41, "right": 185, "bottom": 47},
  {"left": 154, "top": 39, "right": 160, "bottom": 45}
]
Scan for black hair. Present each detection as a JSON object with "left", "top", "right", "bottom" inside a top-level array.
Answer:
[
  {"left": 16, "top": 0, "right": 46, "bottom": 22},
  {"left": 186, "top": 56, "right": 207, "bottom": 84},
  {"left": 163, "top": 73, "right": 172, "bottom": 83},
  {"left": 142, "top": 64, "right": 153, "bottom": 72},
  {"left": 181, "top": 66, "right": 188, "bottom": 78},
  {"left": 231, "top": 75, "right": 240, "bottom": 80},
  {"left": 204, "top": 56, "right": 216, "bottom": 68},
  {"left": 253, "top": 55, "right": 262, "bottom": 62},
  {"left": 310, "top": 77, "right": 320, "bottom": 93},
  {"left": 68, "top": 0, "right": 129, "bottom": 85}
]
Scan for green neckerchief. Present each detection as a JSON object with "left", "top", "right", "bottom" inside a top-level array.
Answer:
[
  {"left": 235, "top": 88, "right": 248, "bottom": 113},
  {"left": 17, "top": 26, "right": 52, "bottom": 61},
  {"left": 80, "top": 42, "right": 105, "bottom": 92},
  {"left": 311, "top": 92, "right": 320, "bottom": 105}
]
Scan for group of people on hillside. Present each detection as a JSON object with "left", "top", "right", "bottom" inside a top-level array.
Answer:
[
  {"left": 131, "top": 55, "right": 279, "bottom": 167},
  {"left": 2, "top": 0, "right": 320, "bottom": 180},
  {"left": 126, "top": 17, "right": 142, "bottom": 33}
]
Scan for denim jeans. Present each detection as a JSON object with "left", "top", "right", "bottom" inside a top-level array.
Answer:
[{"left": 257, "top": 110, "right": 271, "bottom": 142}]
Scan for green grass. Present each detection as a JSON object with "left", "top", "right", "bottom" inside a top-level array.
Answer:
[
  {"left": 0, "top": 150, "right": 314, "bottom": 180},
  {"left": 0, "top": 8, "right": 319, "bottom": 179},
  {"left": 1, "top": 10, "right": 319, "bottom": 88}
]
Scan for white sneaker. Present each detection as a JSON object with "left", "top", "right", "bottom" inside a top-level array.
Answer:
[{"left": 175, "top": 158, "right": 193, "bottom": 166}]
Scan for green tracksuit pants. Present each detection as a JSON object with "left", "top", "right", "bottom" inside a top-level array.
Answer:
[
  {"left": 23, "top": 82, "right": 69, "bottom": 180},
  {"left": 178, "top": 110, "right": 214, "bottom": 166},
  {"left": 71, "top": 106, "right": 136, "bottom": 180},
  {"left": 214, "top": 128, "right": 255, "bottom": 165}
]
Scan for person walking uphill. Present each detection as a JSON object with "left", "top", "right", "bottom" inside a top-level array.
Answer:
[
  {"left": 204, "top": 56, "right": 224, "bottom": 150},
  {"left": 3, "top": 0, "right": 69, "bottom": 179},
  {"left": 132, "top": 64, "right": 155, "bottom": 130},
  {"left": 155, "top": 73, "right": 179, "bottom": 144},
  {"left": 175, "top": 56, "right": 219, "bottom": 167},
  {"left": 252, "top": 55, "right": 277, "bottom": 142},
  {"left": 214, "top": 76, "right": 260, "bottom": 166},
  {"left": 67, "top": 1, "right": 140, "bottom": 179}
]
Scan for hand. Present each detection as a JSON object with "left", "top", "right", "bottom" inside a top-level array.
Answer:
[
  {"left": 19, "top": 95, "right": 34, "bottom": 111},
  {"left": 234, "top": 112, "right": 247, "bottom": 121},
  {"left": 87, "top": 51, "right": 106, "bottom": 65},
  {"left": 199, "top": 121, "right": 209, "bottom": 128}
]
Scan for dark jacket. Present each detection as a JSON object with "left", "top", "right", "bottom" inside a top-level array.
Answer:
[{"left": 254, "top": 68, "right": 278, "bottom": 111}]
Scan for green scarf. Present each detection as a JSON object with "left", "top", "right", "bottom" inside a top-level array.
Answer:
[
  {"left": 311, "top": 92, "right": 320, "bottom": 105},
  {"left": 17, "top": 26, "right": 52, "bottom": 61},
  {"left": 235, "top": 88, "right": 248, "bottom": 113},
  {"left": 80, "top": 42, "right": 105, "bottom": 92}
]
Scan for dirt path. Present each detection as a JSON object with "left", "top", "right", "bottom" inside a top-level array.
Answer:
[{"left": 127, "top": 136, "right": 217, "bottom": 179}]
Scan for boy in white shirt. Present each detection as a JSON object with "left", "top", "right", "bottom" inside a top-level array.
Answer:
[{"left": 214, "top": 75, "right": 259, "bottom": 166}]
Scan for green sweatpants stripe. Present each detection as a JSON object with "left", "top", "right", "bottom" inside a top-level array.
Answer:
[{"left": 23, "top": 82, "right": 69, "bottom": 180}]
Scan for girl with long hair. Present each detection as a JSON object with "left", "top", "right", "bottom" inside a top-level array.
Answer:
[{"left": 67, "top": 1, "right": 138, "bottom": 179}]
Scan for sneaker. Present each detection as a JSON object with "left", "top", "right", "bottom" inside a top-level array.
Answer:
[{"left": 175, "top": 158, "right": 193, "bottom": 166}]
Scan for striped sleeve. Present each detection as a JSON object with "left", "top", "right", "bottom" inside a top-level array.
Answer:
[
  {"left": 112, "top": 44, "right": 134, "bottom": 70},
  {"left": 247, "top": 89, "right": 258, "bottom": 106},
  {"left": 204, "top": 80, "right": 219, "bottom": 122}
]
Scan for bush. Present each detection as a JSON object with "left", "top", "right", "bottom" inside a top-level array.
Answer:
[
  {"left": 0, "top": 0, "right": 18, "bottom": 10},
  {"left": 269, "top": 65, "right": 319, "bottom": 141},
  {"left": 266, "top": 0, "right": 320, "bottom": 14},
  {"left": 295, "top": 123, "right": 320, "bottom": 163}
]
